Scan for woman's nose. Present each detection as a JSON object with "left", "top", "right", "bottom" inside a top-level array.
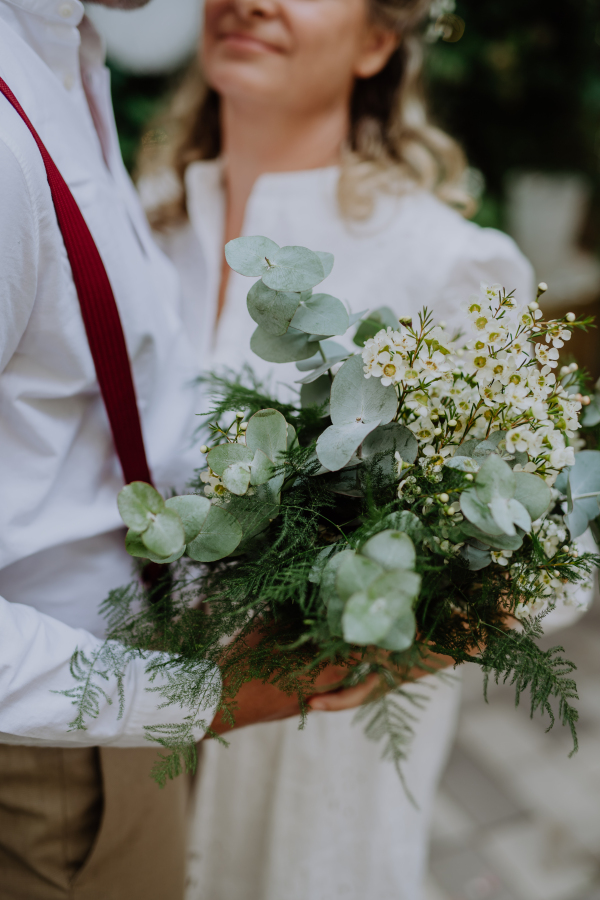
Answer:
[{"left": 232, "top": 0, "right": 279, "bottom": 19}]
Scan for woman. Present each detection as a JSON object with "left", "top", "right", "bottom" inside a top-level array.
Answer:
[{"left": 141, "top": 1, "right": 535, "bottom": 898}]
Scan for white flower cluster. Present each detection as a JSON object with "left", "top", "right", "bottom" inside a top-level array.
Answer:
[{"left": 362, "top": 284, "right": 582, "bottom": 487}]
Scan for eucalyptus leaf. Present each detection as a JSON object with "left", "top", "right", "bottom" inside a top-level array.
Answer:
[
  {"left": 221, "top": 484, "right": 279, "bottom": 544},
  {"left": 290, "top": 294, "right": 349, "bottom": 337},
  {"left": 361, "top": 423, "right": 418, "bottom": 465},
  {"left": 353, "top": 307, "right": 399, "bottom": 348},
  {"left": 222, "top": 463, "right": 252, "bottom": 496},
  {"left": 463, "top": 544, "right": 492, "bottom": 571},
  {"left": 379, "top": 611, "right": 417, "bottom": 652},
  {"left": 296, "top": 340, "right": 347, "bottom": 371},
  {"left": 295, "top": 358, "right": 346, "bottom": 385},
  {"left": 316, "top": 421, "right": 379, "bottom": 472},
  {"left": 225, "top": 236, "right": 280, "bottom": 277},
  {"left": 300, "top": 375, "right": 331, "bottom": 412},
  {"left": 250, "top": 325, "right": 319, "bottom": 363},
  {"left": 142, "top": 508, "right": 186, "bottom": 558},
  {"left": 565, "top": 450, "right": 600, "bottom": 538},
  {"left": 475, "top": 454, "right": 516, "bottom": 503},
  {"left": 459, "top": 521, "right": 524, "bottom": 551},
  {"left": 117, "top": 481, "right": 165, "bottom": 532},
  {"left": 513, "top": 472, "right": 552, "bottom": 522},
  {"left": 349, "top": 309, "right": 369, "bottom": 327},
  {"left": 461, "top": 489, "right": 504, "bottom": 536},
  {"left": 320, "top": 549, "right": 355, "bottom": 636},
  {"left": 380, "top": 510, "right": 430, "bottom": 544},
  {"left": 360, "top": 530, "right": 416, "bottom": 571},
  {"left": 330, "top": 355, "right": 397, "bottom": 427},
  {"left": 444, "top": 456, "right": 480, "bottom": 473},
  {"left": 336, "top": 554, "right": 383, "bottom": 602},
  {"left": 207, "top": 443, "right": 253, "bottom": 477},
  {"left": 245, "top": 408, "right": 288, "bottom": 463},
  {"left": 250, "top": 449, "right": 274, "bottom": 486},
  {"left": 582, "top": 397, "right": 600, "bottom": 428},
  {"left": 262, "top": 246, "right": 325, "bottom": 292},
  {"left": 489, "top": 496, "right": 531, "bottom": 536},
  {"left": 342, "top": 570, "right": 419, "bottom": 646},
  {"left": 246, "top": 280, "right": 302, "bottom": 335},
  {"left": 316, "top": 251, "right": 334, "bottom": 278},
  {"left": 186, "top": 506, "right": 243, "bottom": 562},
  {"left": 164, "top": 495, "right": 211, "bottom": 543},
  {"left": 454, "top": 439, "right": 481, "bottom": 459},
  {"left": 125, "top": 529, "right": 185, "bottom": 564},
  {"left": 286, "top": 423, "right": 298, "bottom": 451}
]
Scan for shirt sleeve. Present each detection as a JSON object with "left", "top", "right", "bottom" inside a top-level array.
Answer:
[
  {"left": 0, "top": 142, "right": 221, "bottom": 747},
  {"left": 0, "top": 136, "right": 38, "bottom": 373},
  {"left": 0, "top": 594, "right": 221, "bottom": 747},
  {"left": 435, "top": 222, "right": 536, "bottom": 336}
]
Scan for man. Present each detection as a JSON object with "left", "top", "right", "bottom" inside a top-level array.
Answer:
[{"left": 0, "top": 2, "right": 373, "bottom": 897}]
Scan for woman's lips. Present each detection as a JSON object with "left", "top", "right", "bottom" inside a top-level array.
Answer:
[{"left": 218, "top": 31, "right": 283, "bottom": 54}]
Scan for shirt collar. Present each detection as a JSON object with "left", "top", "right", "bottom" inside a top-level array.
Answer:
[{"left": 1, "top": 0, "right": 84, "bottom": 27}]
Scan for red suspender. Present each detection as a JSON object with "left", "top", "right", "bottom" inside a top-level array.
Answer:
[{"left": 0, "top": 78, "right": 153, "bottom": 486}]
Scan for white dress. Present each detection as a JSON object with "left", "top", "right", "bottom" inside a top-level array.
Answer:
[{"left": 160, "top": 162, "right": 535, "bottom": 900}]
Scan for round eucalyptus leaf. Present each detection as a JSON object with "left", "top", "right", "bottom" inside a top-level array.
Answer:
[
  {"left": 206, "top": 443, "right": 253, "bottom": 478},
  {"left": 461, "top": 488, "right": 504, "bottom": 536},
  {"left": 360, "top": 530, "right": 416, "bottom": 571},
  {"left": 222, "top": 463, "right": 252, "bottom": 496},
  {"left": 352, "top": 306, "right": 399, "bottom": 348},
  {"left": 117, "top": 481, "right": 165, "bottom": 532},
  {"left": 320, "top": 549, "right": 355, "bottom": 636},
  {"left": 336, "top": 554, "right": 383, "bottom": 603},
  {"left": 582, "top": 398, "right": 600, "bottom": 428},
  {"left": 296, "top": 340, "right": 347, "bottom": 371},
  {"left": 290, "top": 294, "right": 349, "bottom": 337},
  {"left": 186, "top": 506, "right": 243, "bottom": 562},
  {"left": 295, "top": 356, "right": 348, "bottom": 385},
  {"left": 142, "top": 508, "right": 186, "bottom": 558},
  {"left": 225, "top": 236, "right": 280, "bottom": 277},
  {"left": 473, "top": 431, "right": 506, "bottom": 459},
  {"left": 125, "top": 529, "right": 185, "bottom": 564},
  {"left": 250, "top": 325, "right": 319, "bottom": 363},
  {"left": 165, "top": 495, "right": 211, "bottom": 543},
  {"left": 361, "top": 423, "right": 418, "bottom": 465},
  {"left": 286, "top": 423, "right": 299, "bottom": 451},
  {"left": 474, "top": 454, "right": 516, "bottom": 504},
  {"left": 454, "top": 439, "right": 481, "bottom": 458},
  {"left": 245, "top": 408, "right": 288, "bottom": 463},
  {"left": 459, "top": 521, "right": 524, "bottom": 551},
  {"left": 349, "top": 309, "right": 369, "bottom": 327},
  {"left": 342, "top": 590, "right": 393, "bottom": 645},
  {"left": 513, "top": 472, "right": 552, "bottom": 522},
  {"left": 565, "top": 450, "right": 600, "bottom": 538},
  {"left": 247, "top": 280, "right": 302, "bottom": 335},
  {"left": 462, "top": 544, "right": 492, "bottom": 571},
  {"left": 379, "top": 610, "right": 417, "bottom": 652},
  {"left": 249, "top": 449, "right": 274, "bottom": 486},
  {"left": 330, "top": 355, "right": 397, "bottom": 427},
  {"left": 316, "top": 250, "right": 334, "bottom": 279},
  {"left": 261, "top": 246, "right": 325, "bottom": 292},
  {"left": 316, "top": 421, "right": 379, "bottom": 472},
  {"left": 489, "top": 496, "right": 531, "bottom": 536},
  {"left": 444, "top": 456, "right": 480, "bottom": 474}
]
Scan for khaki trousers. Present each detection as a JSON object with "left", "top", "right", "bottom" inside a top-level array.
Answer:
[{"left": 0, "top": 744, "right": 189, "bottom": 900}]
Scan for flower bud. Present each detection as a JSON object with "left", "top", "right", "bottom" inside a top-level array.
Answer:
[
  {"left": 566, "top": 312, "right": 576, "bottom": 322},
  {"left": 438, "top": 492, "right": 450, "bottom": 503},
  {"left": 434, "top": 427, "right": 442, "bottom": 436},
  {"left": 240, "top": 422, "right": 248, "bottom": 431},
  {"left": 569, "top": 362, "right": 579, "bottom": 372},
  {"left": 448, "top": 419, "right": 458, "bottom": 428},
  {"left": 529, "top": 301, "right": 539, "bottom": 311},
  {"left": 199, "top": 445, "right": 209, "bottom": 454},
  {"left": 235, "top": 410, "right": 245, "bottom": 419},
  {"left": 537, "top": 282, "right": 548, "bottom": 294},
  {"left": 465, "top": 473, "right": 474, "bottom": 482}
]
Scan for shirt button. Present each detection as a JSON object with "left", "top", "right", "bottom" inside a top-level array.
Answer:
[
  {"left": 58, "top": 2, "right": 73, "bottom": 17},
  {"left": 63, "top": 73, "right": 74, "bottom": 90}
]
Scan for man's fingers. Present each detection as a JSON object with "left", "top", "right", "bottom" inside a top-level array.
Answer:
[{"left": 307, "top": 673, "right": 380, "bottom": 711}]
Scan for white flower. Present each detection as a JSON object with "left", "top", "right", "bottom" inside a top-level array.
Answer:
[
  {"left": 504, "top": 381, "right": 531, "bottom": 411},
  {"left": 527, "top": 365, "right": 556, "bottom": 399},
  {"left": 534, "top": 343, "right": 560, "bottom": 368},
  {"left": 200, "top": 470, "right": 226, "bottom": 498},
  {"left": 483, "top": 352, "right": 517, "bottom": 385},
  {"left": 415, "top": 350, "right": 453, "bottom": 378},
  {"left": 408, "top": 416, "right": 437, "bottom": 443},
  {"left": 480, "top": 380, "right": 504, "bottom": 408},
  {"left": 545, "top": 326, "right": 572, "bottom": 349},
  {"left": 491, "top": 549, "right": 513, "bottom": 566}
]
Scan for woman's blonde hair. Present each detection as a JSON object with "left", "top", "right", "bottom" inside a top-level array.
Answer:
[{"left": 141, "top": 0, "right": 472, "bottom": 229}]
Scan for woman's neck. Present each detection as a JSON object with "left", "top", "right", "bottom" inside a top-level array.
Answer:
[{"left": 216, "top": 97, "right": 348, "bottom": 322}]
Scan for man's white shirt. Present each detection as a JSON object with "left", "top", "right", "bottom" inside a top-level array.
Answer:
[{"left": 0, "top": 0, "right": 218, "bottom": 746}]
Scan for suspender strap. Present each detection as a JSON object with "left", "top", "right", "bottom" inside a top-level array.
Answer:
[{"left": 0, "top": 78, "right": 153, "bottom": 486}]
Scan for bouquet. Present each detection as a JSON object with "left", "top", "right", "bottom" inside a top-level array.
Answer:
[{"left": 65, "top": 237, "right": 600, "bottom": 786}]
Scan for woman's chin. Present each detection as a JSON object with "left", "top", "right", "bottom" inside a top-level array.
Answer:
[{"left": 207, "top": 67, "right": 288, "bottom": 108}]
